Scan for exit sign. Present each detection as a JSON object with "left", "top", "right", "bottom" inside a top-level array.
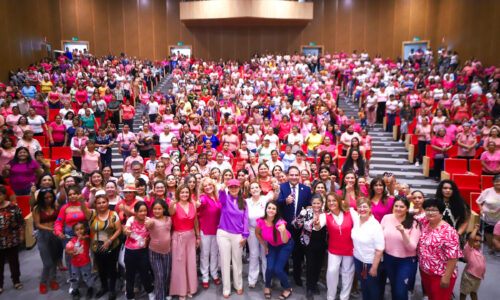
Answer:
[
  {"left": 72, "top": 37, "right": 79, "bottom": 41},
  {"left": 177, "top": 42, "right": 183, "bottom": 46},
  {"left": 309, "top": 42, "right": 316, "bottom": 46}
]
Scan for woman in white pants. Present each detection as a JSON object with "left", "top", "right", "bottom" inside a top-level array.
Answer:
[
  {"left": 216, "top": 179, "right": 249, "bottom": 298},
  {"left": 197, "top": 178, "right": 222, "bottom": 288},
  {"left": 245, "top": 182, "right": 272, "bottom": 287},
  {"left": 315, "top": 193, "right": 355, "bottom": 300}
]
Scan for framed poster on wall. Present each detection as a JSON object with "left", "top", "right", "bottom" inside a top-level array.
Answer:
[
  {"left": 301, "top": 45, "right": 324, "bottom": 56},
  {"left": 169, "top": 45, "right": 192, "bottom": 58},
  {"left": 402, "top": 40, "right": 430, "bottom": 61}
]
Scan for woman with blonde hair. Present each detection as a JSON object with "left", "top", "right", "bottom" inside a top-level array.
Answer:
[{"left": 197, "top": 177, "right": 222, "bottom": 289}]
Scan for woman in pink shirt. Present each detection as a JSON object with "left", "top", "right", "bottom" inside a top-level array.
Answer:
[
  {"left": 197, "top": 178, "right": 222, "bottom": 288},
  {"left": 48, "top": 115, "right": 67, "bottom": 147},
  {"left": 74, "top": 85, "right": 88, "bottom": 110},
  {"left": 456, "top": 123, "right": 477, "bottom": 160},
  {"left": 255, "top": 201, "right": 293, "bottom": 300},
  {"left": 81, "top": 140, "right": 102, "bottom": 178},
  {"left": 480, "top": 141, "right": 500, "bottom": 175},
  {"left": 121, "top": 99, "right": 136, "bottom": 131},
  {"left": 123, "top": 148, "right": 144, "bottom": 174},
  {"left": 170, "top": 116, "right": 183, "bottom": 139},
  {"left": 0, "top": 137, "right": 16, "bottom": 173},
  {"left": 381, "top": 196, "right": 421, "bottom": 300},
  {"left": 30, "top": 94, "right": 49, "bottom": 120},
  {"left": 431, "top": 127, "right": 453, "bottom": 180},
  {"left": 414, "top": 117, "right": 431, "bottom": 167},
  {"left": 168, "top": 185, "right": 200, "bottom": 300},
  {"left": 369, "top": 177, "right": 395, "bottom": 222}
]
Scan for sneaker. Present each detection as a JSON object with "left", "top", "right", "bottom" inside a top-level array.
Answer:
[
  {"left": 148, "top": 292, "right": 155, "bottom": 300},
  {"left": 415, "top": 161, "right": 420, "bottom": 167},
  {"left": 422, "top": 297, "right": 429, "bottom": 300},
  {"left": 213, "top": 278, "right": 221, "bottom": 285},
  {"left": 202, "top": 282, "right": 209, "bottom": 289},
  {"left": 39, "top": 284, "right": 48, "bottom": 294},
  {"left": 49, "top": 281, "right": 59, "bottom": 290},
  {"left": 71, "top": 289, "right": 80, "bottom": 300}
]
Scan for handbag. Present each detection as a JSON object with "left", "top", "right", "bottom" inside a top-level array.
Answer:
[{"left": 121, "top": 133, "right": 131, "bottom": 150}]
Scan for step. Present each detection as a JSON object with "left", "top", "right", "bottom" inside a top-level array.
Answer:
[{"left": 370, "top": 164, "right": 422, "bottom": 172}]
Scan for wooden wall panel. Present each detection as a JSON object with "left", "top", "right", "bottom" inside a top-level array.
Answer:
[
  {"left": 2, "top": 0, "right": 500, "bottom": 82},
  {"left": 108, "top": 0, "right": 126, "bottom": 56}
]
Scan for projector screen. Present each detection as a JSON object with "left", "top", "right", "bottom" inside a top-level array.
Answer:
[
  {"left": 170, "top": 46, "right": 192, "bottom": 58},
  {"left": 61, "top": 40, "right": 89, "bottom": 53}
]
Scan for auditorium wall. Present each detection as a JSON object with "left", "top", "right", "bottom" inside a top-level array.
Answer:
[{"left": 2, "top": 0, "right": 499, "bottom": 82}]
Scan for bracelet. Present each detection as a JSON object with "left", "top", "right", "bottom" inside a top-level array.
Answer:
[
  {"left": 106, "top": 239, "right": 111, "bottom": 244},
  {"left": 196, "top": 236, "right": 201, "bottom": 240}
]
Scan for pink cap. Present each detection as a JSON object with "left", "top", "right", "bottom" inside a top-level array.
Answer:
[{"left": 227, "top": 179, "right": 240, "bottom": 187}]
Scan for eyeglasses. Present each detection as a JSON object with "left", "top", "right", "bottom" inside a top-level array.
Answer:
[
  {"left": 132, "top": 168, "right": 141, "bottom": 172},
  {"left": 424, "top": 209, "right": 440, "bottom": 215}
]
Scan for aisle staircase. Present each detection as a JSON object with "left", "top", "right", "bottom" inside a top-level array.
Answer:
[
  {"left": 110, "top": 75, "right": 173, "bottom": 177},
  {"left": 338, "top": 98, "right": 438, "bottom": 197}
]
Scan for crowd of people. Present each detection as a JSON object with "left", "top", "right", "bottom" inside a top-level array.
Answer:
[{"left": 0, "top": 47, "right": 500, "bottom": 300}]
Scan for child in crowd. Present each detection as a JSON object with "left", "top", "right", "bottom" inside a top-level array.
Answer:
[
  {"left": 358, "top": 106, "right": 367, "bottom": 129},
  {"left": 459, "top": 224, "right": 486, "bottom": 300},
  {"left": 66, "top": 222, "right": 94, "bottom": 300}
]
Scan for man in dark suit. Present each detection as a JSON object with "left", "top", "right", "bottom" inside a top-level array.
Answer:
[{"left": 277, "top": 166, "right": 312, "bottom": 286}]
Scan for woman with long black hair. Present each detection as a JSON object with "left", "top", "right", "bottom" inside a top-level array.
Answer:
[
  {"left": 341, "top": 149, "right": 366, "bottom": 178},
  {"left": 32, "top": 188, "right": 62, "bottom": 294},
  {"left": 435, "top": 180, "right": 471, "bottom": 245},
  {"left": 256, "top": 200, "right": 294, "bottom": 300},
  {"left": 381, "top": 196, "right": 421, "bottom": 300}
]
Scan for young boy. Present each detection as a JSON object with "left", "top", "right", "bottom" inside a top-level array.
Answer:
[
  {"left": 66, "top": 222, "right": 94, "bottom": 300},
  {"left": 358, "top": 107, "right": 367, "bottom": 129},
  {"left": 459, "top": 224, "right": 486, "bottom": 300},
  {"left": 144, "top": 149, "right": 158, "bottom": 174}
]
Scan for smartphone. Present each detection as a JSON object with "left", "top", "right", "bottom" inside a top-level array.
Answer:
[{"left": 55, "top": 159, "right": 60, "bottom": 165}]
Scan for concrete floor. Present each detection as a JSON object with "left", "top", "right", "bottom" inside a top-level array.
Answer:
[{"left": 2, "top": 247, "right": 500, "bottom": 299}]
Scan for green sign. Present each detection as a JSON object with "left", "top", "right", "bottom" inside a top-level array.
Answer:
[
  {"left": 309, "top": 42, "right": 316, "bottom": 46},
  {"left": 177, "top": 42, "right": 183, "bottom": 46},
  {"left": 413, "top": 37, "right": 421, "bottom": 41},
  {"left": 72, "top": 37, "right": 79, "bottom": 41}
]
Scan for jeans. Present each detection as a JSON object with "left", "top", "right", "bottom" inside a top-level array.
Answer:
[
  {"left": 100, "top": 151, "right": 112, "bottom": 168},
  {"left": 265, "top": 239, "right": 294, "bottom": 289},
  {"left": 353, "top": 257, "right": 385, "bottom": 300},
  {"left": 124, "top": 248, "right": 153, "bottom": 299},
  {"left": 70, "top": 262, "right": 94, "bottom": 290},
  {"left": 386, "top": 112, "right": 397, "bottom": 132},
  {"left": 63, "top": 225, "right": 76, "bottom": 279},
  {"left": 37, "top": 229, "right": 63, "bottom": 284},
  {"left": 384, "top": 253, "right": 418, "bottom": 300},
  {"left": 121, "top": 150, "right": 131, "bottom": 163},
  {"left": 307, "top": 149, "right": 317, "bottom": 159}
]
